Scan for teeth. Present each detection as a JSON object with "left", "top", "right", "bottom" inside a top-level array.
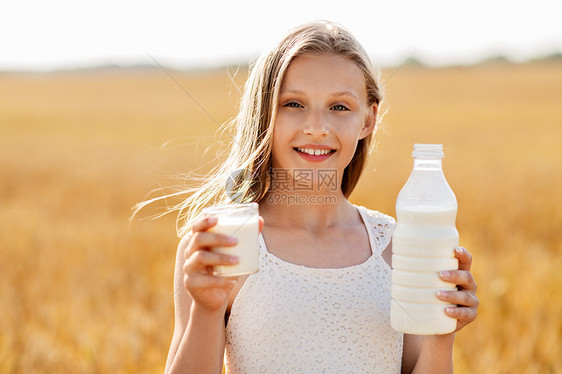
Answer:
[{"left": 297, "top": 148, "right": 332, "bottom": 156}]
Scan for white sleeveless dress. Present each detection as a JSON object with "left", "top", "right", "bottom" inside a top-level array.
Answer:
[{"left": 224, "top": 205, "right": 403, "bottom": 373}]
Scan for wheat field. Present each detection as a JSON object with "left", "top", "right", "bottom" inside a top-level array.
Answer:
[{"left": 0, "top": 61, "right": 561, "bottom": 373}]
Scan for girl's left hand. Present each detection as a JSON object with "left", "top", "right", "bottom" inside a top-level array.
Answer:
[{"left": 437, "top": 246, "right": 479, "bottom": 332}]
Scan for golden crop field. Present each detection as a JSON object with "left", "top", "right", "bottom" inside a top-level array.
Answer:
[{"left": 1, "top": 60, "right": 561, "bottom": 373}]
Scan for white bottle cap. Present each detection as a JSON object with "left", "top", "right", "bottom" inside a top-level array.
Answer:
[{"left": 412, "top": 144, "right": 444, "bottom": 159}]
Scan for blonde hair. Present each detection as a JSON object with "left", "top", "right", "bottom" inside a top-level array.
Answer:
[{"left": 136, "top": 20, "right": 383, "bottom": 237}]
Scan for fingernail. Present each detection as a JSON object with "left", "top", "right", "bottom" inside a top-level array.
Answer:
[
  {"left": 228, "top": 256, "right": 239, "bottom": 263},
  {"left": 227, "top": 236, "right": 238, "bottom": 244},
  {"left": 437, "top": 291, "right": 447, "bottom": 297},
  {"left": 208, "top": 216, "right": 218, "bottom": 224},
  {"left": 455, "top": 247, "right": 464, "bottom": 254},
  {"left": 440, "top": 271, "right": 451, "bottom": 278}
]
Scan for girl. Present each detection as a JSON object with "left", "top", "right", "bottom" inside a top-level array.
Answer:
[{"left": 164, "top": 21, "right": 478, "bottom": 373}]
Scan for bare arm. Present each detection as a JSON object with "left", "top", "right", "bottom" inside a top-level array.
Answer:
[
  {"left": 165, "top": 218, "right": 239, "bottom": 374},
  {"left": 402, "top": 334, "right": 454, "bottom": 374}
]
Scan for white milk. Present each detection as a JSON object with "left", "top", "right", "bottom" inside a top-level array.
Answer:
[
  {"left": 391, "top": 205, "right": 459, "bottom": 335},
  {"left": 208, "top": 215, "right": 260, "bottom": 277}
]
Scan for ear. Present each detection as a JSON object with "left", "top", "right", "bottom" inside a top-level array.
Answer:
[{"left": 358, "top": 103, "right": 378, "bottom": 140}]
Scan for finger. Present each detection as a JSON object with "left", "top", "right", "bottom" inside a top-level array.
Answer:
[
  {"left": 184, "top": 251, "right": 239, "bottom": 274},
  {"left": 454, "top": 247, "right": 473, "bottom": 271},
  {"left": 258, "top": 216, "right": 264, "bottom": 233},
  {"left": 439, "top": 270, "right": 477, "bottom": 291},
  {"left": 445, "top": 305, "right": 477, "bottom": 323},
  {"left": 436, "top": 290, "right": 479, "bottom": 307},
  {"left": 186, "top": 231, "right": 238, "bottom": 257},
  {"left": 191, "top": 215, "right": 219, "bottom": 233}
]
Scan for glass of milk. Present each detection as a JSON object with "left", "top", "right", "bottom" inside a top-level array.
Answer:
[{"left": 202, "top": 202, "right": 260, "bottom": 277}]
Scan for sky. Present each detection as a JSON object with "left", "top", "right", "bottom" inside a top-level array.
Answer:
[{"left": 1, "top": 0, "right": 561, "bottom": 71}]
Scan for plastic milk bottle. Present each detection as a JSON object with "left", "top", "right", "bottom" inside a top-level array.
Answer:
[{"left": 390, "top": 144, "right": 459, "bottom": 335}]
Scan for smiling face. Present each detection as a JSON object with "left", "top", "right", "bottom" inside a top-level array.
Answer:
[{"left": 271, "top": 53, "right": 377, "bottom": 191}]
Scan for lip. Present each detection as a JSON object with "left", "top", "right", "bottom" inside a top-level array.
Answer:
[{"left": 293, "top": 144, "right": 336, "bottom": 162}]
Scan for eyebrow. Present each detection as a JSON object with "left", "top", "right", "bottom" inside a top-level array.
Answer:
[
  {"left": 332, "top": 91, "right": 360, "bottom": 101},
  {"left": 280, "top": 89, "right": 360, "bottom": 101}
]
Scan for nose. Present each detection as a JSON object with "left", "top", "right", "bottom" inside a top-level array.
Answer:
[{"left": 303, "top": 108, "right": 330, "bottom": 138}]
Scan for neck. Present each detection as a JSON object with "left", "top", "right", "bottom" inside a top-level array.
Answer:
[{"left": 259, "top": 188, "right": 356, "bottom": 231}]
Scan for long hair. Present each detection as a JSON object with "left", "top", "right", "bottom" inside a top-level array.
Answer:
[{"left": 134, "top": 21, "right": 383, "bottom": 237}]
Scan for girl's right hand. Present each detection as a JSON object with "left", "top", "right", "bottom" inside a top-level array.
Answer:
[{"left": 182, "top": 216, "right": 239, "bottom": 313}]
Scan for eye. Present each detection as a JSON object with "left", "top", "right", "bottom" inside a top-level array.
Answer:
[
  {"left": 283, "top": 101, "right": 303, "bottom": 108},
  {"left": 331, "top": 104, "right": 350, "bottom": 111}
]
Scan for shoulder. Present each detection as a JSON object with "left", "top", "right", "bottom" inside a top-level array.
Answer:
[
  {"left": 355, "top": 204, "right": 396, "bottom": 228},
  {"left": 354, "top": 204, "right": 396, "bottom": 254}
]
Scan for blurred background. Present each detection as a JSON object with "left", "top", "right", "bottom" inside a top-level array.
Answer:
[{"left": 1, "top": 1, "right": 561, "bottom": 372}]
